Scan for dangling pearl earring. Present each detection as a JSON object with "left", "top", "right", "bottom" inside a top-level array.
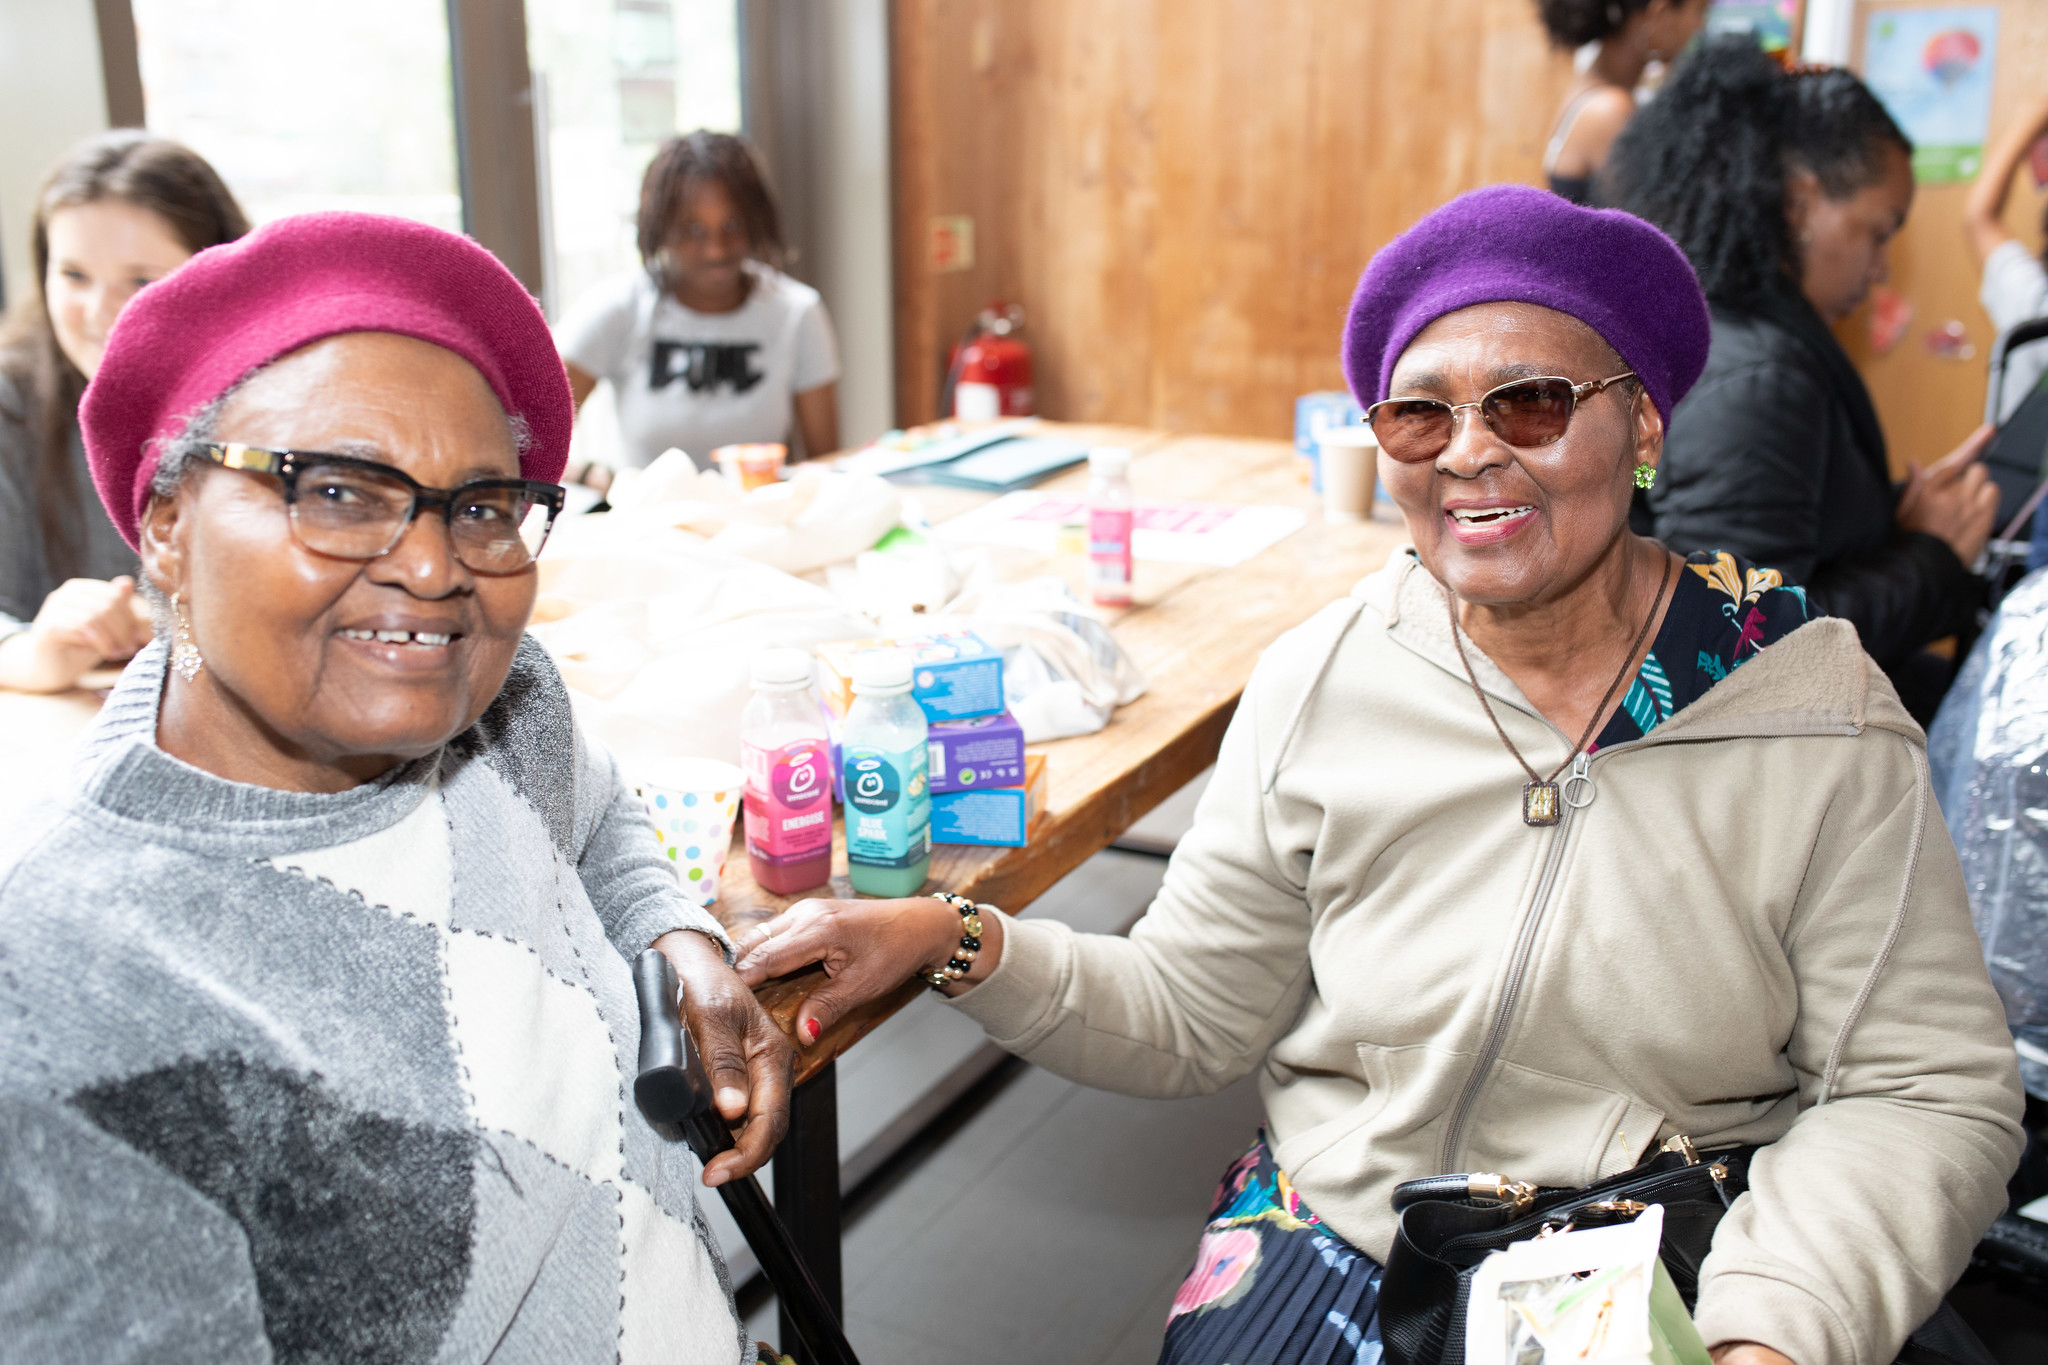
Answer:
[
  {"left": 1634, "top": 462, "right": 1657, "bottom": 490},
  {"left": 171, "top": 592, "right": 204, "bottom": 682}
]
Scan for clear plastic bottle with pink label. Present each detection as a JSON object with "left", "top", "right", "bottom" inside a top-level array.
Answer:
[
  {"left": 1087, "top": 446, "right": 1134, "bottom": 607},
  {"left": 741, "top": 649, "right": 835, "bottom": 895}
]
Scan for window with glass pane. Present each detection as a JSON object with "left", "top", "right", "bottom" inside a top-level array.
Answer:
[
  {"left": 527, "top": 0, "right": 741, "bottom": 320},
  {"left": 131, "top": 0, "right": 461, "bottom": 231}
]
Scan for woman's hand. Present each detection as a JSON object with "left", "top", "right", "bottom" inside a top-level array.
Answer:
[
  {"left": 733, "top": 896, "right": 1003, "bottom": 1044},
  {"left": 1709, "top": 1344, "right": 1795, "bottom": 1365},
  {"left": 1896, "top": 424, "right": 1999, "bottom": 568},
  {"left": 0, "top": 576, "right": 155, "bottom": 693},
  {"left": 652, "top": 928, "right": 793, "bottom": 1187}
]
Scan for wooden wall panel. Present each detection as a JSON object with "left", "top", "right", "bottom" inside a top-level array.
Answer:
[
  {"left": 893, "top": 0, "right": 1575, "bottom": 435},
  {"left": 895, "top": 0, "right": 2038, "bottom": 460},
  {"left": 1840, "top": 0, "right": 2048, "bottom": 472}
]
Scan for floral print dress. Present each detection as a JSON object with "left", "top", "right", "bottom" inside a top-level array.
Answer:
[
  {"left": 1161, "top": 1134, "right": 1383, "bottom": 1365},
  {"left": 1591, "top": 551, "right": 1810, "bottom": 750},
  {"left": 1158, "top": 551, "right": 1809, "bottom": 1365}
]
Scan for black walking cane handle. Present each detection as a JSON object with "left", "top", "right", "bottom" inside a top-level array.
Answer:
[
  {"left": 631, "top": 949, "right": 862, "bottom": 1365},
  {"left": 632, "top": 948, "right": 716, "bottom": 1127}
]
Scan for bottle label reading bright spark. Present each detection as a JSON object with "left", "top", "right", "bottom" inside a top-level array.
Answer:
[{"left": 843, "top": 744, "right": 931, "bottom": 870}]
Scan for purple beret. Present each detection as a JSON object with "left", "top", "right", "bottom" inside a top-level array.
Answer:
[
  {"left": 1341, "top": 184, "right": 1710, "bottom": 421},
  {"left": 81, "top": 211, "right": 571, "bottom": 550}
]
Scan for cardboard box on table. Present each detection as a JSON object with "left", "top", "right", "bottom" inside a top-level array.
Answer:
[{"left": 931, "top": 753, "right": 1046, "bottom": 848}]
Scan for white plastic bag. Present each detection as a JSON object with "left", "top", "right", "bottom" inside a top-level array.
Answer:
[
  {"left": 607, "top": 450, "right": 903, "bottom": 576},
  {"left": 529, "top": 514, "right": 872, "bottom": 769}
]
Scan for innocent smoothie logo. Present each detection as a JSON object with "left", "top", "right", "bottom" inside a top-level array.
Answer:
[
  {"left": 848, "top": 755, "right": 901, "bottom": 814},
  {"left": 773, "top": 743, "right": 828, "bottom": 808}
]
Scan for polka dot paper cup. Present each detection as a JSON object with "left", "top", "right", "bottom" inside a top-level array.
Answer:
[{"left": 633, "top": 758, "right": 744, "bottom": 906}]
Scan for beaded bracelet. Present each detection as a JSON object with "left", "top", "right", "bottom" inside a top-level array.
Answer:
[{"left": 925, "top": 892, "right": 988, "bottom": 991}]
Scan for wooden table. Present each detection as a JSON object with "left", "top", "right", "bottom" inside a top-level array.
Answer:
[{"left": 716, "top": 422, "right": 1406, "bottom": 1349}]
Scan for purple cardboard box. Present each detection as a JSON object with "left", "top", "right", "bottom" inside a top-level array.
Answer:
[{"left": 926, "top": 710, "right": 1026, "bottom": 794}]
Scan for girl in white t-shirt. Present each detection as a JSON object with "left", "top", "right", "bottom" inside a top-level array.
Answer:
[
  {"left": 1967, "top": 96, "right": 2048, "bottom": 422},
  {"left": 556, "top": 131, "right": 840, "bottom": 472}
]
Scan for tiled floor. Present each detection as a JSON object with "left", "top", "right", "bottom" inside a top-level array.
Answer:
[{"left": 777, "top": 1064, "right": 1265, "bottom": 1364}]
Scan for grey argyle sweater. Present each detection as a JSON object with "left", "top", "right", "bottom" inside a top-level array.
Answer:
[{"left": 0, "top": 638, "right": 750, "bottom": 1364}]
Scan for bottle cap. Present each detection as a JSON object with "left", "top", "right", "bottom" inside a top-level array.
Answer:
[
  {"left": 1089, "top": 446, "right": 1132, "bottom": 476},
  {"left": 751, "top": 648, "right": 814, "bottom": 691},
  {"left": 851, "top": 650, "right": 913, "bottom": 694}
]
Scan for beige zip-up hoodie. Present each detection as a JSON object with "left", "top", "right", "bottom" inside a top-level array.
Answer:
[{"left": 952, "top": 553, "right": 2023, "bottom": 1365}]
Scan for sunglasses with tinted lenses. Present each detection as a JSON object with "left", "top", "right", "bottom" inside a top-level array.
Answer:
[{"left": 1364, "top": 371, "right": 1637, "bottom": 463}]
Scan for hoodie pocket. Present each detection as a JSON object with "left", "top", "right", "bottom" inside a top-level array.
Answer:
[
  {"left": 1269, "top": 1041, "right": 1446, "bottom": 1180},
  {"left": 1458, "top": 1057, "right": 1665, "bottom": 1184}
]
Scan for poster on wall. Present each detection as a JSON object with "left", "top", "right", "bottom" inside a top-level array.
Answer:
[
  {"left": 1705, "top": 0, "right": 1802, "bottom": 58},
  {"left": 1862, "top": 6, "right": 1999, "bottom": 182}
]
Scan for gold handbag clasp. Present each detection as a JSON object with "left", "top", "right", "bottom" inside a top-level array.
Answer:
[
  {"left": 1467, "top": 1173, "right": 1538, "bottom": 1212},
  {"left": 1661, "top": 1134, "right": 1701, "bottom": 1165}
]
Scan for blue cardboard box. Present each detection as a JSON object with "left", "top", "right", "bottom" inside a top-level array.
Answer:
[
  {"left": 931, "top": 754, "right": 1046, "bottom": 847},
  {"left": 927, "top": 710, "right": 1026, "bottom": 793},
  {"left": 820, "top": 629, "right": 1005, "bottom": 723}
]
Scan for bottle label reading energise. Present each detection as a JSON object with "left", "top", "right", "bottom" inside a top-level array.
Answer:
[
  {"left": 843, "top": 743, "right": 931, "bottom": 869},
  {"left": 742, "top": 738, "right": 832, "bottom": 867}
]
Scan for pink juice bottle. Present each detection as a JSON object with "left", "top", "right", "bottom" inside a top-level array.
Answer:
[{"left": 740, "top": 649, "right": 835, "bottom": 895}]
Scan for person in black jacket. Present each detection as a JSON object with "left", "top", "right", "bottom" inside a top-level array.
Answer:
[{"left": 1604, "top": 38, "right": 1997, "bottom": 721}]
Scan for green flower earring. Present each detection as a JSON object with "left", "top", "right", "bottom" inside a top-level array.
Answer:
[{"left": 1633, "top": 462, "right": 1657, "bottom": 490}]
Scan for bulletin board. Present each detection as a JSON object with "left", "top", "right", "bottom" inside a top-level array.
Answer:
[{"left": 1844, "top": 0, "right": 2048, "bottom": 473}]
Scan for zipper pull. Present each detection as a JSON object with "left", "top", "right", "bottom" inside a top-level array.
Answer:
[{"left": 1561, "top": 751, "right": 1595, "bottom": 810}]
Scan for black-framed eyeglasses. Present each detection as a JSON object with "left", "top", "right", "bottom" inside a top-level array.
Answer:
[
  {"left": 1363, "top": 371, "right": 1638, "bottom": 463},
  {"left": 200, "top": 443, "right": 565, "bottom": 574}
]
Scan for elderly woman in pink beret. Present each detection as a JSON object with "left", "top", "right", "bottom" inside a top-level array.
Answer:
[
  {"left": 732, "top": 187, "right": 2023, "bottom": 1365},
  {"left": 0, "top": 213, "right": 789, "bottom": 1363}
]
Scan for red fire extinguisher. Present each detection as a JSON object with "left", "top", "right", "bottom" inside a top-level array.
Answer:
[{"left": 944, "top": 302, "right": 1034, "bottom": 421}]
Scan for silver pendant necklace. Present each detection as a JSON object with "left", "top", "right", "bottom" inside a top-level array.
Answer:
[{"left": 1444, "top": 553, "right": 1672, "bottom": 827}]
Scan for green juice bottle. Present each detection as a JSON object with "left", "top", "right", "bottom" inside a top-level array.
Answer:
[{"left": 842, "top": 652, "right": 932, "bottom": 897}]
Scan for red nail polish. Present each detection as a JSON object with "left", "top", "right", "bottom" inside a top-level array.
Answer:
[{"left": 803, "top": 1018, "right": 822, "bottom": 1043}]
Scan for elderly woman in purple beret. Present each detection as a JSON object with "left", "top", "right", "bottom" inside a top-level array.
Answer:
[
  {"left": 731, "top": 187, "right": 2023, "bottom": 1365},
  {"left": 0, "top": 214, "right": 790, "bottom": 1363}
]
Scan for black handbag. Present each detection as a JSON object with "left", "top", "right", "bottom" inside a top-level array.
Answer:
[
  {"left": 1378, "top": 1136, "right": 1998, "bottom": 1365},
  {"left": 1380, "top": 1135, "right": 1748, "bottom": 1365}
]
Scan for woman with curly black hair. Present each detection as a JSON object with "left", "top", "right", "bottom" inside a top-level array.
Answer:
[
  {"left": 1604, "top": 36, "right": 1997, "bottom": 721},
  {"left": 1534, "top": 0, "right": 1710, "bottom": 204}
]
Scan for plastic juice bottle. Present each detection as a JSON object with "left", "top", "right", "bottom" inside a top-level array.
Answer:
[
  {"left": 841, "top": 652, "right": 932, "bottom": 897},
  {"left": 740, "top": 649, "right": 835, "bottom": 895},
  {"left": 1087, "top": 446, "right": 1134, "bottom": 607}
]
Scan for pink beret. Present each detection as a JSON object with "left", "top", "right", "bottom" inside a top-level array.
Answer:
[{"left": 80, "top": 211, "right": 571, "bottom": 549}]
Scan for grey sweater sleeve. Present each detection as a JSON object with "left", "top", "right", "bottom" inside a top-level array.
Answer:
[{"left": 572, "top": 726, "right": 735, "bottom": 964}]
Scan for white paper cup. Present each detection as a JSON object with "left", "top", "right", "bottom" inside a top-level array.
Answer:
[
  {"left": 1318, "top": 426, "right": 1378, "bottom": 522},
  {"left": 633, "top": 757, "right": 744, "bottom": 905}
]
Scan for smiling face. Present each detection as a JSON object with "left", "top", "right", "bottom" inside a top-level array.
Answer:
[
  {"left": 141, "top": 332, "right": 538, "bottom": 791},
  {"left": 664, "top": 177, "right": 751, "bottom": 308},
  {"left": 1379, "top": 302, "right": 1662, "bottom": 609},
  {"left": 44, "top": 199, "right": 195, "bottom": 379}
]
